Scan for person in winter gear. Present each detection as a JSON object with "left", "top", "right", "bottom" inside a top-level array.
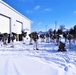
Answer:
[
  {"left": 56, "top": 34, "right": 60, "bottom": 45},
  {"left": 40, "top": 34, "right": 45, "bottom": 42},
  {"left": 0, "top": 33, "right": 3, "bottom": 46},
  {"left": 22, "top": 31, "right": 27, "bottom": 44},
  {"left": 31, "top": 32, "right": 39, "bottom": 50},
  {"left": 2, "top": 33, "right": 9, "bottom": 45},
  {"left": 29, "top": 33, "right": 33, "bottom": 45},
  {"left": 45, "top": 33, "right": 49, "bottom": 43},
  {"left": 11, "top": 32, "right": 17, "bottom": 42},
  {"left": 58, "top": 41, "right": 67, "bottom": 52},
  {"left": 10, "top": 32, "right": 17, "bottom": 47}
]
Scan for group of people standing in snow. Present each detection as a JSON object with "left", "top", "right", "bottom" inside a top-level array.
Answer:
[
  {"left": 0, "top": 32, "right": 17, "bottom": 47},
  {"left": 28, "top": 31, "right": 67, "bottom": 52},
  {"left": 0, "top": 30, "right": 68, "bottom": 52},
  {"left": 0, "top": 31, "right": 27, "bottom": 47}
]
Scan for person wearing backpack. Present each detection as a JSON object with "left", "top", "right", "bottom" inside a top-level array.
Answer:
[{"left": 32, "top": 32, "right": 39, "bottom": 50}]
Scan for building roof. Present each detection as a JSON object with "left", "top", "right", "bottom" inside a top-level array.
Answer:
[{"left": 0, "top": 0, "right": 32, "bottom": 23}]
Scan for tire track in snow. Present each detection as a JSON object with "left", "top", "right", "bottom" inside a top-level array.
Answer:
[
  {"left": 3, "top": 57, "right": 21, "bottom": 75},
  {"left": 29, "top": 49, "right": 76, "bottom": 73},
  {"left": 38, "top": 52, "right": 76, "bottom": 75},
  {"left": 3, "top": 58, "right": 9, "bottom": 75},
  {"left": 12, "top": 61, "right": 21, "bottom": 75}
]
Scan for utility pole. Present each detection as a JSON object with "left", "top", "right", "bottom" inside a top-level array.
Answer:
[
  {"left": 46, "top": 25, "right": 47, "bottom": 31},
  {"left": 55, "top": 21, "right": 57, "bottom": 31},
  {"left": 54, "top": 21, "right": 57, "bottom": 36}
]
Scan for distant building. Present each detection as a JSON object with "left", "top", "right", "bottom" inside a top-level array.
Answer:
[{"left": 0, "top": 0, "right": 32, "bottom": 41}]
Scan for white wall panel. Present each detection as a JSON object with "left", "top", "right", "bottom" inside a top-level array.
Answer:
[
  {"left": 0, "top": 15, "right": 10, "bottom": 33},
  {"left": 16, "top": 21, "right": 22, "bottom": 34}
]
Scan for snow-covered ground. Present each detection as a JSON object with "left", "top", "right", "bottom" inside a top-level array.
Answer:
[{"left": 0, "top": 41, "right": 76, "bottom": 75}]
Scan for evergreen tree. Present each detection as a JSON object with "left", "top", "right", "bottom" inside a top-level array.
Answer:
[{"left": 57, "top": 29, "right": 63, "bottom": 35}]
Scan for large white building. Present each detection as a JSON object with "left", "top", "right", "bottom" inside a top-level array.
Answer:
[{"left": 0, "top": 0, "right": 32, "bottom": 41}]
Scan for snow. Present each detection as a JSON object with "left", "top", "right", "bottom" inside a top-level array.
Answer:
[{"left": 0, "top": 41, "right": 76, "bottom": 75}]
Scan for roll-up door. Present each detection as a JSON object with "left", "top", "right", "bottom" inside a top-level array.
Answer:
[
  {"left": 16, "top": 21, "right": 22, "bottom": 34},
  {"left": 0, "top": 14, "right": 10, "bottom": 34},
  {"left": 16, "top": 20, "right": 23, "bottom": 41}
]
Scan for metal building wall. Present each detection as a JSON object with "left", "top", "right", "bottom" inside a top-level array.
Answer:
[{"left": 0, "top": 0, "right": 32, "bottom": 40}]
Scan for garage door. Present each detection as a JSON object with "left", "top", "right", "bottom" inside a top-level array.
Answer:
[
  {"left": 16, "top": 21, "right": 23, "bottom": 34},
  {"left": 16, "top": 21, "right": 23, "bottom": 41},
  {"left": 0, "top": 14, "right": 10, "bottom": 33}
]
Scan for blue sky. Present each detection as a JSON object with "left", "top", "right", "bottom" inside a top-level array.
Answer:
[{"left": 3, "top": 0, "right": 76, "bottom": 32}]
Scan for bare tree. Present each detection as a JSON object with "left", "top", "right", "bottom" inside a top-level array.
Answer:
[{"left": 59, "top": 25, "right": 65, "bottom": 32}]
